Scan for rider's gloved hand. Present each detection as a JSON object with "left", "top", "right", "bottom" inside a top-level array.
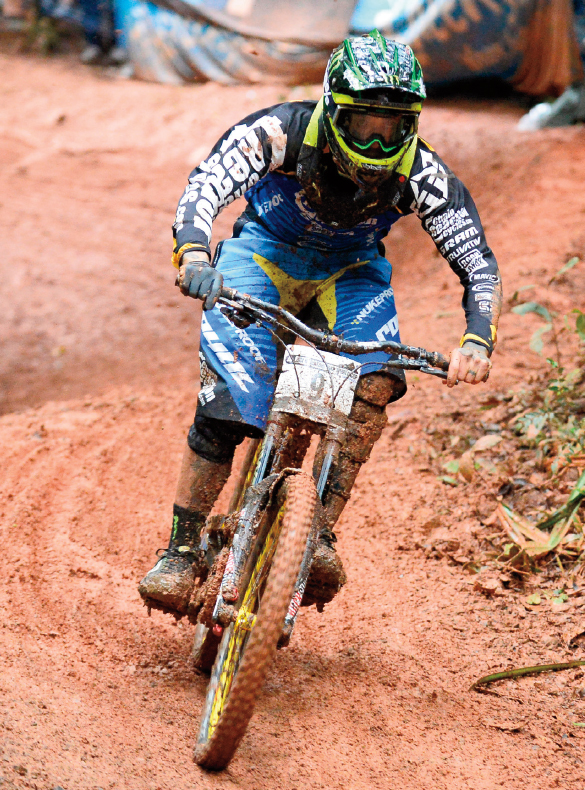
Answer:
[
  {"left": 176, "top": 251, "right": 223, "bottom": 311},
  {"left": 445, "top": 341, "right": 491, "bottom": 388}
]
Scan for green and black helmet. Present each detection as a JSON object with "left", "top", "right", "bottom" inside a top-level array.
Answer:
[{"left": 323, "top": 31, "right": 426, "bottom": 186}]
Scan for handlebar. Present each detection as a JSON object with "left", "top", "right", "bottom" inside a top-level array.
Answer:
[{"left": 218, "top": 286, "right": 451, "bottom": 379}]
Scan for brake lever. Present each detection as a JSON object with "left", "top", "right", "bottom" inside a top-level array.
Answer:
[
  {"left": 219, "top": 304, "right": 256, "bottom": 329},
  {"left": 383, "top": 358, "right": 456, "bottom": 383}
]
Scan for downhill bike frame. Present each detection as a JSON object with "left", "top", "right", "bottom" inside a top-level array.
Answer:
[{"left": 189, "top": 286, "right": 450, "bottom": 769}]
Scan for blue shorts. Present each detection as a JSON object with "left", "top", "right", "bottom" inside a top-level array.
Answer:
[{"left": 197, "top": 222, "right": 404, "bottom": 432}]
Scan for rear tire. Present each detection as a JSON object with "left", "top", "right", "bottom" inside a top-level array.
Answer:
[{"left": 194, "top": 472, "right": 317, "bottom": 770}]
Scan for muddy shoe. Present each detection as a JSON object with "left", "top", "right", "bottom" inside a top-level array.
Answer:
[
  {"left": 302, "top": 529, "right": 347, "bottom": 610},
  {"left": 138, "top": 547, "right": 199, "bottom": 615}
]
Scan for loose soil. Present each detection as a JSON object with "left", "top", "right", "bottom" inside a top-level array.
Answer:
[{"left": 1, "top": 53, "right": 585, "bottom": 790}]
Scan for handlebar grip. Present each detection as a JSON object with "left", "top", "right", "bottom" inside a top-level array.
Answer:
[
  {"left": 220, "top": 286, "right": 239, "bottom": 301},
  {"left": 422, "top": 351, "right": 449, "bottom": 372},
  {"left": 431, "top": 352, "right": 450, "bottom": 372}
]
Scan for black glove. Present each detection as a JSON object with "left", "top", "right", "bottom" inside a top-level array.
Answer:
[{"left": 177, "top": 256, "right": 223, "bottom": 311}]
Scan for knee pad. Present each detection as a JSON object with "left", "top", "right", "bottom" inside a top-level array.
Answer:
[
  {"left": 342, "top": 373, "right": 403, "bottom": 464},
  {"left": 187, "top": 415, "right": 249, "bottom": 464},
  {"left": 344, "top": 401, "right": 388, "bottom": 464},
  {"left": 354, "top": 372, "right": 406, "bottom": 407}
]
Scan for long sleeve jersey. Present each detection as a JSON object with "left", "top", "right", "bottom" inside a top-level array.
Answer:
[{"left": 173, "top": 101, "right": 501, "bottom": 353}]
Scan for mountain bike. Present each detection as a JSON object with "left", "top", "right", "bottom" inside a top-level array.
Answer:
[{"left": 186, "top": 285, "right": 449, "bottom": 770}]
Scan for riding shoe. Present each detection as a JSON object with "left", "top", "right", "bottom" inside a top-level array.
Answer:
[{"left": 138, "top": 546, "right": 200, "bottom": 615}]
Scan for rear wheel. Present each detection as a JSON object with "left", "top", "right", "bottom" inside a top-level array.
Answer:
[{"left": 194, "top": 472, "right": 317, "bottom": 770}]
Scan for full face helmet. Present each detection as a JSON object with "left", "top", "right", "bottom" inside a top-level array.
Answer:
[{"left": 323, "top": 31, "right": 426, "bottom": 188}]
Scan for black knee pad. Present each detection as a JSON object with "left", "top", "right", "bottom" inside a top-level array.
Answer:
[
  {"left": 187, "top": 414, "right": 249, "bottom": 464},
  {"left": 187, "top": 414, "right": 250, "bottom": 464},
  {"left": 354, "top": 371, "right": 406, "bottom": 407}
]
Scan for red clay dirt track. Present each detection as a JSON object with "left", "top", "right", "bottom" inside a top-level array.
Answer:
[{"left": 1, "top": 53, "right": 585, "bottom": 790}]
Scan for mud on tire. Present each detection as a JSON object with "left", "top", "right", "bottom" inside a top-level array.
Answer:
[{"left": 194, "top": 471, "right": 317, "bottom": 771}]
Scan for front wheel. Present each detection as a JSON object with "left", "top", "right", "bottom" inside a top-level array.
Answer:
[{"left": 194, "top": 472, "right": 317, "bottom": 770}]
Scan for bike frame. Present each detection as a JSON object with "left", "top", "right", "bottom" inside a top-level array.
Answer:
[
  {"left": 204, "top": 279, "right": 450, "bottom": 641},
  {"left": 192, "top": 287, "right": 453, "bottom": 766}
]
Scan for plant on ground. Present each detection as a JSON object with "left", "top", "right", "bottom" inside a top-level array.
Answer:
[{"left": 499, "top": 261, "right": 585, "bottom": 575}]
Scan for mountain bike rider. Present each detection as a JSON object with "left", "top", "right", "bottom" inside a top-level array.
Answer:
[{"left": 139, "top": 31, "right": 502, "bottom": 616}]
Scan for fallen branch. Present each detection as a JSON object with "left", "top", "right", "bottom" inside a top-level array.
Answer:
[{"left": 471, "top": 659, "right": 585, "bottom": 691}]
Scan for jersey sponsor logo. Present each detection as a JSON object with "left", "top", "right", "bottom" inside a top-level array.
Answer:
[
  {"left": 174, "top": 115, "right": 285, "bottom": 237},
  {"left": 351, "top": 287, "right": 394, "bottom": 325},
  {"left": 471, "top": 283, "right": 495, "bottom": 292},
  {"left": 470, "top": 272, "right": 499, "bottom": 283},
  {"left": 426, "top": 206, "right": 472, "bottom": 242},
  {"left": 375, "top": 315, "right": 399, "bottom": 341},
  {"left": 257, "top": 192, "right": 284, "bottom": 216},
  {"left": 216, "top": 116, "right": 286, "bottom": 170},
  {"left": 459, "top": 250, "right": 488, "bottom": 275},
  {"left": 445, "top": 237, "right": 481, "bottom": 262},
  {"left": 474, "top": 292, "right": 493, "bottom": 301},
  {"left": 440, "top": 225, "right": 478, "bottom": 253},
  {"left": 201, "top": 314, "right": 255, "bottom": 393},
  {"left": 410, "top": 150, "right": 449, "bottom": 218}
]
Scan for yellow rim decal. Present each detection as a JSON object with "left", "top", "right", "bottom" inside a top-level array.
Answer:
[
  {"left": 233, "top": 441, "right": 262, "bottom": 514},
  {"left": 207, "top": 502, "right": 286, "bottom": 737},
  {"left": 395, "top": 135, "right": 417, "bottom": 179}
]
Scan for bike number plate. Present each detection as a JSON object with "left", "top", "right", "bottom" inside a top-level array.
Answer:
[{"left": 275, "top": 345, "right": 359, "bottom": 416}]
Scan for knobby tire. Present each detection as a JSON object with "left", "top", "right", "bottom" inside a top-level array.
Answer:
[{"left": 194, "top": 472, "right": 317, "bottom": 770}]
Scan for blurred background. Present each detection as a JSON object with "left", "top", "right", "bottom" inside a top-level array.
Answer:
[{"left": 1, "top": 0, "right": 584, "bottom": 105}]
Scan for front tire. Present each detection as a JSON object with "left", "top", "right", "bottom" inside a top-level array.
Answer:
[{"left": 194, "top": 472, "right": 317, "bottom": 770}]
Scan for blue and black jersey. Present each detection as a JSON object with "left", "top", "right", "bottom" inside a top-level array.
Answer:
[{"left": 173, "top": 100, "right": 501, "bottom": 353}]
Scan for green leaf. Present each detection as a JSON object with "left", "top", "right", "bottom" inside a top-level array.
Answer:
[
  {"left": 443, "top": 460, "right": 460, "bottom": 474},
  {"left": 576, "top": 312, "right": 585, "bottom": 342},
  {"left": 526, "top": 593, "right": 541, "bottom": 605},
  {"left": 512, "top": 301, "right": 553, "bottom": 322},
  {"left": 439, "top": 475, "right": 459, "bottom": 487},
  {"left": 510, "top": 285, "right": 536, "bottom": 302},
  {"left": 549, "top": 256, "right": 579, "bottom": 284},
  {"left": 475, "top": 457, "right": 498, "bottom": 475},
  {"left": 530, "top": 323, "right": 553, "bottom": 354}
]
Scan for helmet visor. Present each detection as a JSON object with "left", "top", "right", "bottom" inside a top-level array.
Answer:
[{"left": 334, "top": 107, "right": 418, "bottom": 160}]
